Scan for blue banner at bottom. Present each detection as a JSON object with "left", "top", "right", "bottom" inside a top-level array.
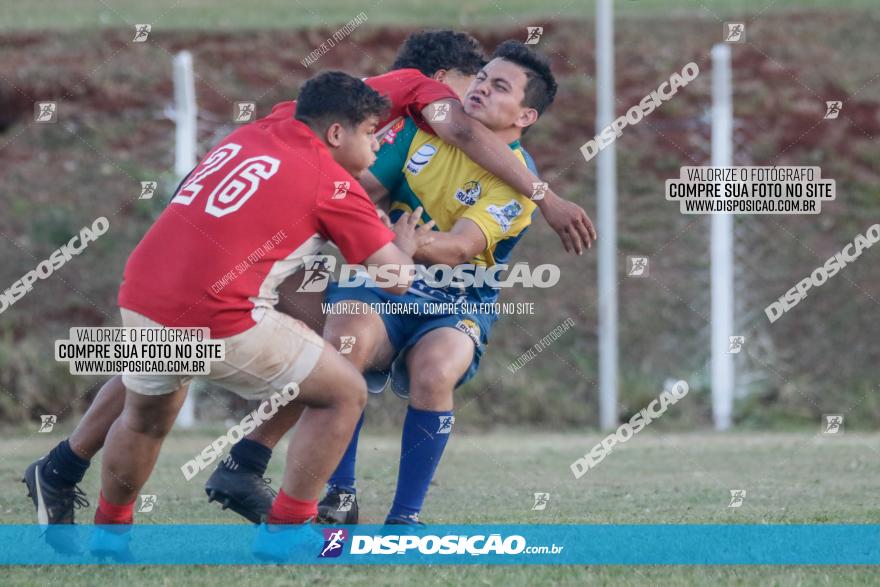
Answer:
[{"left": 2, "top": 524, "right": 878, "bottom": 565}]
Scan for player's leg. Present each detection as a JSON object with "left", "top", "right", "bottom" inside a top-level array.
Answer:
[
  {"left": 269, "top": 344, "right": 367, "bottom": 519},
  {"left": 229, "top": 266, "right": 327, "bottom": 452},
  {"left": 23, "top": 374, "right": 127, "bottom": 525},
  {"left": 204, "top": 269, "right": 325, "bottom": 519},
  {"left": 214, "top": 270, "right": 323, "bottom": 456},
  {"left": 68, "top": 374, "right": 126, "bottom": 460},
  {"left": 203, "top": 399, "right": 305, "bottom": 523},
  {"left": 96, "top": 382, "right": 189, "bottom": 523},
  {"left": 316, "top": 304, "right": 395, "bottom": 523},
  {"left": 252, "top": 340, "right": 372, "bottom": 561},
  {"left": 385, "top": 327, "right": 474, "bottom": 524}
]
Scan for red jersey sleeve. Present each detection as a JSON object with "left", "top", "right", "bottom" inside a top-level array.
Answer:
[
  {"left": 314, "top": 176, "right": 395, "bottom": 265},
  {"left": 365, "top": 69, "right": 458, "bottom": 134}
]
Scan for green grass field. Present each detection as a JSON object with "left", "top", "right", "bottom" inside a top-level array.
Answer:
[{"left": 2, "top": 429, "right": 879, "bottom": 584}]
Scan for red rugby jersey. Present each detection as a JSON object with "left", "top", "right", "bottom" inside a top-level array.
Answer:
[
  {"left": 118, "top": 115, "right": 394, "bottom": 337},
  {"left": 266, "top": 68, "right": 458, "bottom": 136}
]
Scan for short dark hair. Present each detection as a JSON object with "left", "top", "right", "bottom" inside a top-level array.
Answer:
[
  {"left": 295, "top": 71, "right": 390, "bottom": 131},
  {"left": 491, "top": 40, "right": 557, "bottom": 116},
  {"left": 391, "top": 30, "right": 485, "bottom": 76}
]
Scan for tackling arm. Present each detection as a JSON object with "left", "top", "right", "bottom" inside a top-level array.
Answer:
[
  {"left": 425, "top": 99, "right": 597, "bottom": 255},
  {"left": 412, "top": 218, "right": 486, "bottom": 267}
]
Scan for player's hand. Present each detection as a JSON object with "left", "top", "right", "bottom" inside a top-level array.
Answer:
[
  {"left": 392, "top": 207, "right": 435, "bottom": 256},
  {"left": 538, "top": 191, "right": 597, "bottom": 255}
]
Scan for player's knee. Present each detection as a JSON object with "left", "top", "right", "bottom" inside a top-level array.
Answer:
[
  {"left": 348, "top": 374, "right": 368, "bottom": 413},
  {"left": 410, "top": 361, "right": 459, "bottom": 399},
  {"left": 324, "top": 318, "right": 373, "bottom": 370},
  {"left": 122, "top": 401, "right": 176, "bottom": 437},
  {"left": 333, "top": 362, "right": 368, "bottom": 414}
]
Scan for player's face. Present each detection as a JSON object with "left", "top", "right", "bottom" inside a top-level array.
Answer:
[
  {"left": 334, "top": 116, "right": 380, "bottom": 177},
  {"left": 463, "top": 58, "right": 537, "bottom": 133}
]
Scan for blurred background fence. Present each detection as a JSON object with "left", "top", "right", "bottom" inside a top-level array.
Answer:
[{"left": 0, "top": 1, "right": 878, "bottom": 431}]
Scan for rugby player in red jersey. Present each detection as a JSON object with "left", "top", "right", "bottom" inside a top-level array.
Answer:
[
  {"left": 80, "top": 71, "right": 434, "bottom": 558},
  {"left": 23, "top": 31, "right": 485, "bottom": 534},
  {"left": 24, "top": 31, "right": 593, "bottom": 538}
]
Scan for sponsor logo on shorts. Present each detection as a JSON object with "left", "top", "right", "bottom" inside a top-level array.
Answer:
[
  {"left": 455, "top": 319, "right": 481, "bottom": 347},
  {"left": 406, "top": 144, "right": 437, "bottom": 175}
]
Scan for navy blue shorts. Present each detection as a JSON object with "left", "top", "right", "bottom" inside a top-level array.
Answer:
[{"left": 325, "top": 282, "right": 497, "bottom": 397}]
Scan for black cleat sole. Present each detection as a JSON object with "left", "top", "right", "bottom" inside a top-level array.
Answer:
[{"left": 206, "top": 488, "right": 262, "bottom": 524}]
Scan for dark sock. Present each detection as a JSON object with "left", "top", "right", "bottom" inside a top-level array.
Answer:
[
  {"left": 388, "top": 407, "right": 453, "bottom": 520},
  {"left": 224, "top": 438, "right": 272, "bottom": 476},
  {"left": 43, "top": 439, "right": 90, "bottom": 486},
  {"left": 327, "top": 413, "right": 364, "bottom": 493}
]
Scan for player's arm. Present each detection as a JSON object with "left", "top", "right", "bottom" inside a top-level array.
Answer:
[
  {"left": 424, "top": 98, "right": 597, "bottom": 255},
  {"left": 422, "top": 179, "right": 538, "bottom": 268},
  {"left": 359, "top": 170, "right": 388, "bottom": 204},
  {"left": 412, "top": 219, "right": 486, "bottom": 267},
  {"left": 364, "top": 207, "right": 435, "bottom": 295},
  {"left": 316, "top": 179, "right": 431, "bottom": 295}
]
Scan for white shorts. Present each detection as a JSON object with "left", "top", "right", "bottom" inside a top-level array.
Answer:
[{"left": 120, "top": 307, "right": 324, "bottom": 401}]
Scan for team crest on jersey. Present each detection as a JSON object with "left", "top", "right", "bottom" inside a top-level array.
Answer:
[
  {"left": 454, "top": 180, "right": 482, "bottom": 206},
  {"left": 406, "top": 143, "right": 437, "bottom": 175},
  {"left": 381, "top": 118, "right": 406, "bottom": 145},
  {"left": 486, "top": 200, "right": 524, "bottom": 233},
  {"left": 455, "top": 319, "right": 481, "bottom": 347}
]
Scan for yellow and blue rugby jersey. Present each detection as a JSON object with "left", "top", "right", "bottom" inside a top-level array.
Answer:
[{"left": 372, "top": 117, "right": 537, "bottom": 271}]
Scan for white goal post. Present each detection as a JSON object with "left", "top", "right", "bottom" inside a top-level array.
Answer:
[{"left": 173, "top": 50, "right": 198, "bottom": 429}]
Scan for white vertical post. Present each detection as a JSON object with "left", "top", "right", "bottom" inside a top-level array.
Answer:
[
  {"left": 596, "top": 0, "right": 618, "bottom": 431},
  {"left": 173, "top": 50, "right": 197, "bottom": 429},
  {"left": 173, "top": 51, "right": 197, "bottom": 179},
  {"left": 711, "top": 44, "right": 734, "bottom": 431}
]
